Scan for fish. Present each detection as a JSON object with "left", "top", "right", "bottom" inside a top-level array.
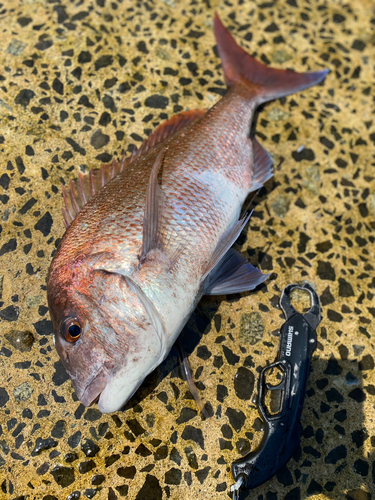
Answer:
[{"left": 47, "top": 14, "right": 328, "bottom": 413}]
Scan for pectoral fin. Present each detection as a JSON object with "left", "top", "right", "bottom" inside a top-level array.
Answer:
[
  {"left": 204, "top": 248, "right": 268, "bottom": 295},
  {"left": 141, "top": 149, "right": 166, "bottom": 260}
]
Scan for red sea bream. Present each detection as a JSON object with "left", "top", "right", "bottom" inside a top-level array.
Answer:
[{"left": 47, "top": 15, "right": 328, "bottom": 413}]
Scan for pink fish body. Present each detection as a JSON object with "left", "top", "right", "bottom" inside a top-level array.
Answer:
[{"left": 47, "top": 15, "right": 328, "bottom": 413}]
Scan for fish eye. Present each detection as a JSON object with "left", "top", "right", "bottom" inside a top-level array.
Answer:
[{"left": 62, "top": 318, "right": 82, "bottom": 343}]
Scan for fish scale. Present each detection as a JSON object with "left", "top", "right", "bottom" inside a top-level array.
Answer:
[{"left": 47, "top": 14, "right": 328, "bottom": 413}]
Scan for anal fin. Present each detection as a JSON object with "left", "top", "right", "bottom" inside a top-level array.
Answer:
[
  {"left": 250, "top": 136, "right": 273, "bottom": 193},
  {"left": 204, "top": 248, "right": 268, "bottom": 295},
  {"left": 202, "top": 212, "right": 252, "bottom": 281}
]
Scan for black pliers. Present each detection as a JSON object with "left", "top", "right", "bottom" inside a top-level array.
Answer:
[{"left": 231, "top": 282, "right": 321, "bottom": 498}]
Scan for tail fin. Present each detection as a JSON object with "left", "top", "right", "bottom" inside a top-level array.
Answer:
[{"left": 214, "top": 13, "right": 329, "bottom": 104}]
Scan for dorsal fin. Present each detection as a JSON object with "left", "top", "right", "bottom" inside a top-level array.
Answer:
[
  {"left": 62, "top": 157, "right": 129, "bottom": 228},
  {"left": 62, "top": 109, "right": 206, "bottom": 228}
]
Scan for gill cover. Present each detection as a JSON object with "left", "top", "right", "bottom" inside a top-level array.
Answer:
[{"left": 96, "top": 273, "right": 168, "bottom": 413}]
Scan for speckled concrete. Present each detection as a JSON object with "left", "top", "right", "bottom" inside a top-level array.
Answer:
[{"left": 0, "top": 1, "right": 374, "bottom": 499}]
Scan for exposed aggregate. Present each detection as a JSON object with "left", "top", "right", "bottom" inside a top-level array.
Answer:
[{"left": 0, "top": 0, "right": 374, "bottom": 499}]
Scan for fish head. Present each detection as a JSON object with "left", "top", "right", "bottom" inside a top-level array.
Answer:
[{"left": 47, "top": 251, "right": 166, "bottom": 413}]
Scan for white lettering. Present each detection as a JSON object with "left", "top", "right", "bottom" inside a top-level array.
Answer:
[{"left": 285, "top": 325, "right": 293, "bottom": 356}]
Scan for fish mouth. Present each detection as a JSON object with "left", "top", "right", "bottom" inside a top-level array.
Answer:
[{"left": 78, "top": 369, "right": 108, "bottom": 407}]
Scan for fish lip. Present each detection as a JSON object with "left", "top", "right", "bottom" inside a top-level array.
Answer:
[{"left": 78, "top": 368, "right": 108, "bottom": 407}]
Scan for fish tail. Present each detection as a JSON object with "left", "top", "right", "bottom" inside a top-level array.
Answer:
[{"left": 214, "top": 13, "right": 329, "bottom": 104}]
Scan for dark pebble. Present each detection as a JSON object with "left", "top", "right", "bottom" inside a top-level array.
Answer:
[
  {"left": 0, "top": 238, "right": 17, "bottom": 256},
  {"left": 145, "top": 94, "right": 169, "bottom": 109},
  {"left": 14, "top": 89, "right": 35, "bottom": 107},
  {"left": 64, "top": 452, "right": 78, "bottom": 463},
  {"left": 91, "top": 474, "right": 105, "bottom": 485},
  {"left": 135, "top": 444, "right": 152, "bottom": 457},
  {"left": 234, "top": 366, "right": 254, "bottom": 400},
  {"left": 34, "top": 212, "right": 53, "bottom": 237},
  {"left": 317, "top": 261, "right": 336, "bottom": 281},
  {"left": 84, "top": 409, "right": 102, "bottom": 421},
  {"left": 327, "top": 309, "right": 343, "bottom": 322},
  {"left": 181, "top": 425, "right": 204, "bottom": 449},
  {"left": 184, "top": 446, "right": 198, "bottom": 469},
  {"left": 52, "top": 78, "right": 64, "bottom": 95},
  {"left": 320, "top": 286, "right": 334, "bottom": 305},
  {"left": 324, "top": 481, "right": 336, "bottom": 492},
  {"left": 0, "top": 305, "right": 19, "bottom": 322},
  {"left": 213, "top": 355, "right": 223, "bottom": 368},
  {"left": 50, "top": 466, "right": 75, "bottom": 487},
  {"left": 325, "top": 388, "right": 343, "bottom": 403},
  {"left": 284, "top": 487, "right": 301, "bottom": 500},
  {"left": 117, "top": 466, "right": 136, "bottom": 479},
  {"left": 334, "top": 409, "right": 347, "bottom": 422},
  {"left": 94, "top": 55, "right": 113, "bottom": 70},
  {"left": 176, "top": 407, "right": 198, "bottom": 424},
  {"left": 0, "top": 388, "right": 9, "bottom": 407},
  {"left": 323, "top": 356, "right": 342, "bottom": 375},
  {"left": 348, "top": 388, "right": 366, "bottom": 403},
  {"left": 36, "top": 462, "right": 50, "bottom": 475},
  {"left": 81, "top": 439, "right": 99, "bottom": 457},
  {"left": 126, "top": 418, "right": 145, "bottom": 436},
  {"left": 154, "top": 445, "right": 168, "bottom": 461},
  {"left": 115, "top": 484, "right": 128, "bottom": 496},
  {"left": 67, "top": 431, "right": 81, "bottom": 448},
  {"left": 222, "top": 345, "right": 240, "bottom": 365},
  {"left": 219, "top": 438, "right": 233, "bottom": 450},
  {"left": 225, "top": 408, "right": 246, "bottom": 432},
  {"left": 84, "top": 489, "right": 97, "bottom": 499},
  {"left": 359, "top": 354, "right": 374, "bottom": 370},
  {"left": 196, "top": 345, "right": 211, "bottom": 360},
  {"left": 325, "top": 444, "right": 347, "bottom": 464},
  {"left": 33, "top": 319, "right": 53, "bottom": 336},
  {"left": 236, "top": 438, "right": 250, "bottom": 455},
  {"left": 78, "top": 51, "right": 91, "bottom": 63},
  {"left": 352, "top": 429, "right": 368, "bottom": 448},
  {"left": 90, "top": 129, "right": 110, "bottom": 150},
  {"left": 195, "top": 466, "right": 211, "bottom": 484},
  {"left": 169, "top": 447, "right": 182, "bottom": 466},
  {"left": 338, "top": 278, "right": 354, "bottom": 297},
  {"left": 74, "top": 404, "right": 85, "bottom": 420},
  {"left": 292, "top": 148, "right": 315, "bottom": 161},
  {"left": 105, "top": 454, "right": 120, "bottom": 467},
  {"left": 66, "top": 492, "right": 80, "bottom": 500},
  {"left": 31, "top": 437, "right": 58, "bottom": 456},
  {"left": 353, "top": 458, "right": 369, "bottom": 477},
  {"left": 221, "top": 424, "right": 233, "bottom": 439},
  {"left": 165, "top": 467, "right": 182, "bottom": 485},
  {"left": 134, "top": 474, "right": 162, "bottom": 500},
  {"left": 17, "top": 16, "right": 32, "bottom": 26},
  {"left": 79, "top": 460, "right": 95, "bottom": 474}
]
